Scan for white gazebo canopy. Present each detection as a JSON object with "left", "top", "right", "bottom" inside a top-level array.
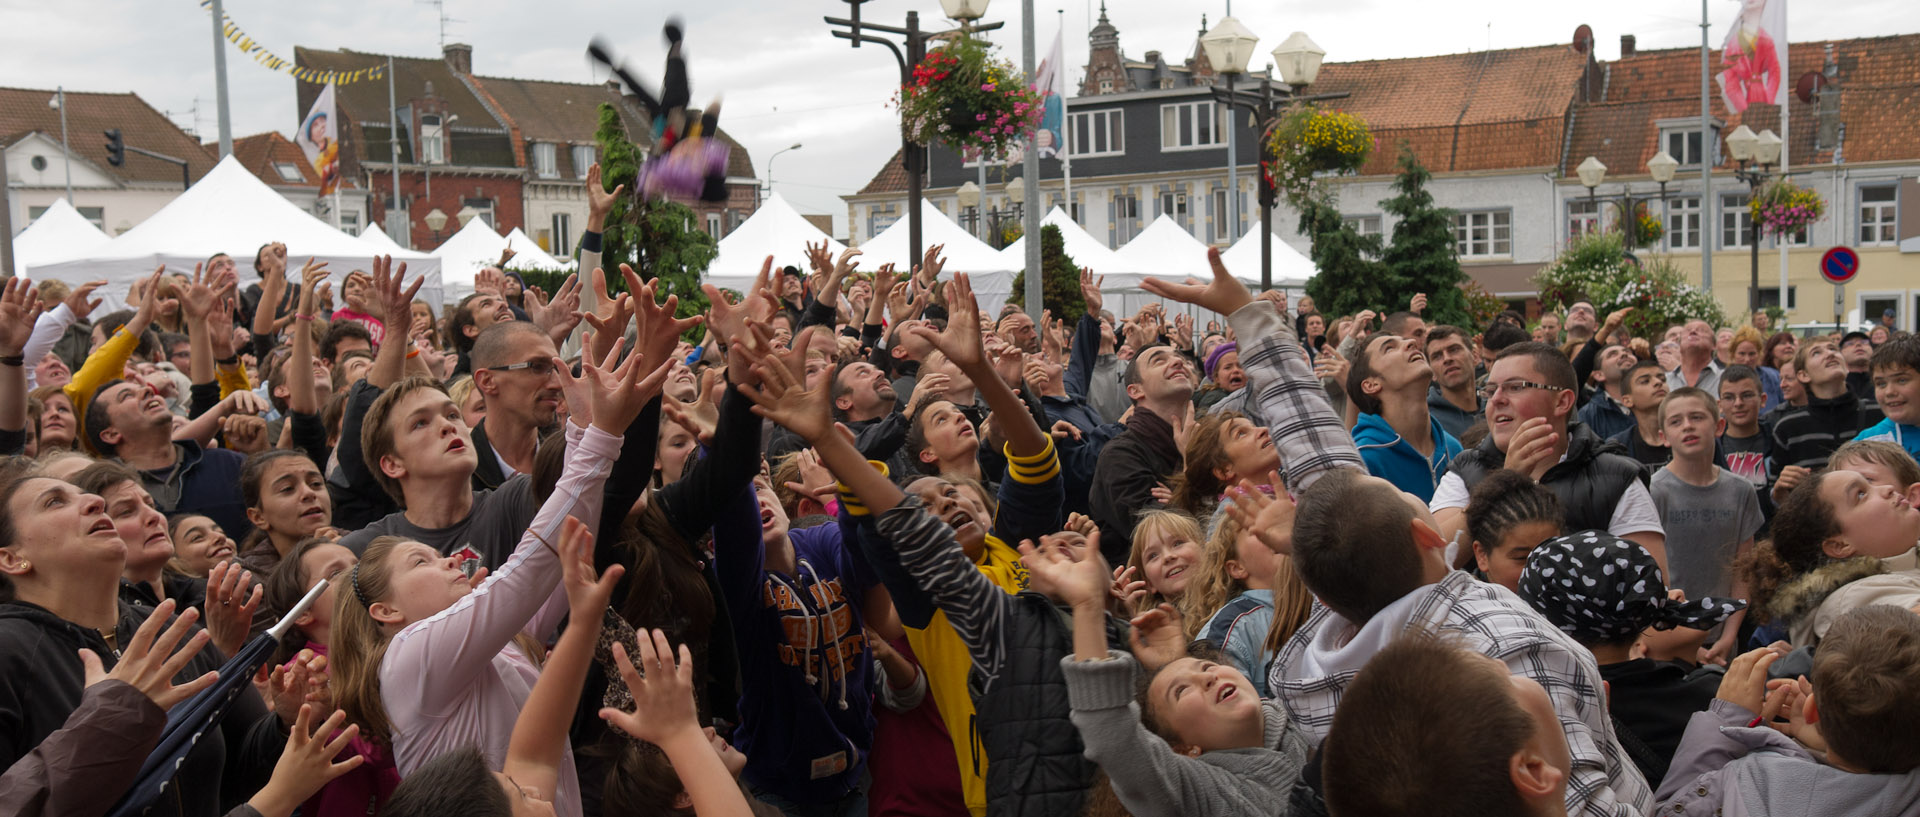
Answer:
[
  {"left": 357, "top": 223, "right": 409, "bottom": 255},
  {"left": 859, "top": 198, "right": 1016, "bottom": 310},
  {"left": 997, "top": 207, "right": 1126, "bottom": 275},
  {"left": 1112, "top": 214, "right": 1215, "bottom": 281},
  {"left": 706, "top": 192, "right": 845, "bottom": 291},
  {"left": 29, "top": 155, "right": 442, "bottom": 310},
  {"left": 1219, "top": 219, "right": 1316, "bottom": 290},
  {"left": 12, "top": 198, "right": 110, "bottom": 277},
  {"left": 505, "top": 227, "right": 574, "bottom": 271}
]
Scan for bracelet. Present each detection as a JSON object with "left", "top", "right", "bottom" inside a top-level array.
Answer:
[
  {"left": 215, "top": 354, "right": 239, "bottom": 367},
  {"left": 406, "top": 348, "right": 421, "bottom": 359},
  {"left": 0, "top": 355, "right": 22, "bottom": 367},
  {"left": 295, "top": 313, "right": 315, "bottom": 322}
]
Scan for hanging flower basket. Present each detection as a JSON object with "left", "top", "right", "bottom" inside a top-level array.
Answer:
[
  {"left": 895, "top": 36, "right": 1044, "bottom": 157},
  {"left": 1749, "top": 179, "right": 1825, "bottom": 238},
  {"left": 1627, "top": 201, "right": 1664, "bottom": 245},
  {"left": 1262, "top": 106, "right": 1374, "bottom": 207}
]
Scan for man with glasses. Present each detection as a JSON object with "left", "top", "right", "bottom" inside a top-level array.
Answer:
[
  {"left": 468, "top": 320, "right": 564, "bottom": 489},
  {"left": 1430, "top": 342, "right": 1667, "bottom": 571}
]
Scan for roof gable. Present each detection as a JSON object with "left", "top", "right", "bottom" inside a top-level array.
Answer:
[{"left": 0, "top": 86, "right": 216, "bottom": 186}]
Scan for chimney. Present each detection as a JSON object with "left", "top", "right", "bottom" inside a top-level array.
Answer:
[
  {"left": 444, "top": 43, "right": 473, "bottom": 74},
  {"left": 1620, "top": 34, "right": 1637, "bottom": 58},
  {"left": 1145, "top": 50, "right": 1161, "bottom": 65}
]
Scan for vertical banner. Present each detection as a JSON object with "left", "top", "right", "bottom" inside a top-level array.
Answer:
[
  {"left": 1717, "top": 0, "right": 1787, "bottom": 113},
  {"left": 297, "top": 84, "right": 341, "bottom": 196},
  {"left": 1033, "top": 27, "right": 1066, "bottom": 160}
]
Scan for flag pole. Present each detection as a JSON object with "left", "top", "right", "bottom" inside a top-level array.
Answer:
[
  {"left": 1777, "top": 9, "right": 1790, "bottom": 323},
  {"left": 1059, "top": 9, "right": 1072, "bottom": 219}
]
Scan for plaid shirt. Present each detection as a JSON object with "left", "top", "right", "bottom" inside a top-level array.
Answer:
[
  {"left": 1274, "top": 572, "right": 1655, "bottom": 817},
  {"left": 1225, "top": 301, "right": 1365, "bottom": 492}
]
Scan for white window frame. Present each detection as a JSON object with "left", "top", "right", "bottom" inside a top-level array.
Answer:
[
  {"left": 1566, "top": 198, "right": 1600, "bottom": 239},
  {"left": 705, "top": 212, "right": 722, "bottom": 238},
  {"left": 1722, "top": 193, "right": 1752, "bottom": 250},
  {"left": 1656, "top": 117, "right": 1720, "bottom": 167},
  {"left": 1452, "top": 210, "right": 1512, "bottom": 259},
  {"left": 1160, "top": 101, "right": 1225, "bottom": 151},
  {"left": 1158, "top": 190, "right": 1188, "bottom": 222},
  {"left": 272, "top": 162, "right": 305, "bottom": 183},
  {"left": 1068, "top": 109, "right": 1124, "bottom": 158},
  {"left": 1757, "top": 286, "right": 1797, "bottom": 310},
  {"left": 551, "top": 212, "right": 572, "bottom": 255},
  {"left": 462, "top": 198, "right": 493, "bottom": 227},
  {"left": 532, "top": 142, "right": 558, "bottom": 179},
  {"left": 1858, "top": 291, "right": 1904, "bottom": 331},
  {"left": 1665, "top": 195, "right": 1701, "bottom": 250},
  {"left": 1860, "top": 183, "right": 1898, "bottom": 246},
  {"left": 420, "top": 115, "right": 447, "bottom": 165},
  {"left": 1113, "top": 192, "right": 1142, "bottom": 244},
  {"left": 1344, "top": 214, "right": 1383, "bottom": 240},
  {"left": 339, "top": 210, "right": 361, "bottom": 235},
  {"left": 572, "top": 145, "right": 596, "bottom": 179}
]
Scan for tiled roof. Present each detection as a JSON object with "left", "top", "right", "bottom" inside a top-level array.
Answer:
[
  {"left": 295, "top": 47, "right": 505, "bottom": 135},
  {"left": 1311, "top": 44, "right": 1592, "bottom": 173},
  {"left": 0, "top": 86, "right": 216, "bottom": 185},
  {"left": 858, "top": 147, "right": 908, "bottom": 195},
  {"left": 1563, "top": 33, "right": 1920, "bottom": 175},
  {"left": 224, "top": 131, "right": 331, "bottom": 188},
  {"left": 478, "top": 76, "right": 756, "bottom": 179}
]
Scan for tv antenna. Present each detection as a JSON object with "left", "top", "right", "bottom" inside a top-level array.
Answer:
[{"left": 417, "top": 0, "right": 463, "bottom": 49}]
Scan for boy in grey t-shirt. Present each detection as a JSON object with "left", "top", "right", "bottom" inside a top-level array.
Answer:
[{"left": 1650, "top": 388, "right": 1763, "bottom": 665}]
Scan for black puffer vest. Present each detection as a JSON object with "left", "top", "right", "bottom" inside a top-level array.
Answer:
[
  {"left": 1448, "top": 422, "right": 1647, "bottom": 532},
  {"left": 973, "top": 592, "right": 1131, "bottom": 817}
]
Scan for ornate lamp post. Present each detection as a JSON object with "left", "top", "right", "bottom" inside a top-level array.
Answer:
[
  {"left": 1725, "top": 125, "right": 1782, "bottom": 312},
  {"left": 424, "top": 207, "right": 450, "bottom": 244},
  {"left": 1200, "top": 17, "right": 1259, "bottom": 244},
  {"left": 1575, "top": 151, "right": 1678, "bottom": 255}
]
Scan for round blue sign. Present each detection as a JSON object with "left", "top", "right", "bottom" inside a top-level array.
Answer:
[{"left": 1821, "top": 246, "right": 1861, "bottom": 284}]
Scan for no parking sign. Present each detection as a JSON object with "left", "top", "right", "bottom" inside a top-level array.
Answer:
[{"left": 1821, "top": 246, "right": 1860, "bottom": 284}]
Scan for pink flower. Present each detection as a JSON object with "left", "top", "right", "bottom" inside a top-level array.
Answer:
[{"left": 982, "top": 83, "right": 996, "bottom": 91}]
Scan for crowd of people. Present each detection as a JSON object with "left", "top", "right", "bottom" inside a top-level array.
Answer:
[{"left": 2, "top": 164, "right": 1917, "bottom": 817}]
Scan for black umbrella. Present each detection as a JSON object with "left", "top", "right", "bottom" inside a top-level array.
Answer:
[{"left": 106, "top": 578, "right": 331, "bottom": 817}]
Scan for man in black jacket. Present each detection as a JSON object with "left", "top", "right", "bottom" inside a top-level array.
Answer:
[
  {"left": 1432, "top": 342, "right": 1668, "bottom": 569},
  {"left": 1088, "top": 344, "right": 1194, "bottom": 563},
  {"left": 1768, "top": 338, "right": 1882, "bottom": 504},
  {"left": 467, "top": 320, "right": 562, "bottom": 489}
]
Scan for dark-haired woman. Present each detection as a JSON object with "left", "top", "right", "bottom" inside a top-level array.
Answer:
[{"left": 0, "top": 468, "right": 291, "bottom": 817}]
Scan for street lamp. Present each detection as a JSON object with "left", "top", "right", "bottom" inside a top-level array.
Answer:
[
  {"left": 826, "top": 0, "right": 1002, "bottom": 275},
  {"left": 455, "top": 205, "right": 481, "bottom": 228},
  {"left": 1208, "top": 32, "right": 1347, "bottom": 292},
  {"left": 1575, "top": 154, "right": 1675, "bottom": 253},
  {"left": 49, "top": 88, "right": 71, "bottom": 202},
  {"left": 1726, "top": 125, "right": 1782, "bottom": 312},
  {"left": 424, "top": 208, "right": 449, "bottom": 243},
  {"left": 1201, "top": 17, "right": 1259, "bottom": 243},
  {"left": 957, "top": 180, "right": 983, "bottom": 239},
  {"left": 765, "top": 142, "right": 803, "bottom": 199}
]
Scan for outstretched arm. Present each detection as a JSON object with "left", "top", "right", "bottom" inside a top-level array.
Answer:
[{"left": 504, "top": 516, "right": 621, "bottom": 802}]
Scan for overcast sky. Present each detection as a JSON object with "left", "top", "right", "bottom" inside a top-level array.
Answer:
[{"left": 5, "top": 0, "right": 1916, "bottom": 234}]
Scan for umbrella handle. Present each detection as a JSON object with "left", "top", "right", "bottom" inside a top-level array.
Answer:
[{"left": 266, "top": 578, "right": 329, "bottom": 641}]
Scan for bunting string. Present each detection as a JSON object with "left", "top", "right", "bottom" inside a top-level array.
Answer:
[{"left": 197, "top": 0, "right": 388, "bottom": 85}]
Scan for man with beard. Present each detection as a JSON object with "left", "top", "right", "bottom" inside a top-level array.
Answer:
[
  {"left": 995, "top": 310, "right": 1041, "bottom": 354},
  {"left": 1422, "top": 326, "right": 1482, "bottom": 440},
  {"left": 767, "top": 359, "right": 912, "bottom": 475},
  {"left": 467, "top": 320, "right": 563, "bottom": 489},
  {"left": 1349, "top": 332, "right": 1461, "bottom": 502},
  {"left": 1088, "top": 343, "right": 1194, "bottom": 563}
]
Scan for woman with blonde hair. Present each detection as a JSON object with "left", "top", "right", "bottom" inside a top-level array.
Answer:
[
  {"left": 1166, "top": 411, "right": 1280, "bottom": 519},
  {"left": 1120, "top": 510, "right": 1205, "bottom": 615}
]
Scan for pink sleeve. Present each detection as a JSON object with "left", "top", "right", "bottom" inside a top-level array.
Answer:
[
  {"left": 526, "top": 423, "right": 598, "bottom": 642},
  {"left": 382, "top": 423, "right": 620, "bottom": 715}
]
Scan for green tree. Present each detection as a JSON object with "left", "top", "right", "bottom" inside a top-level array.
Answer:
[
  {"left": 1378, "top": 148, "right": 1471, "bottom": 327},
  {"left": 1300, "top": 197, "right": 1394, "bottom": 319},
  {"left": 1005, "top": 225, "right": 1086, "bottom": 323},
  {"left": 592, "top": 103, "right": 645, "bottom": 271}
]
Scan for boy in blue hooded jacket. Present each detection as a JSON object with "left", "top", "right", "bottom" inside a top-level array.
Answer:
[{"left": 1347, "top": 332, "right": 1462, "bottom": 502}]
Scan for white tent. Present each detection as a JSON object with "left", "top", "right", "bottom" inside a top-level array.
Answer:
[
  {"left": 1219, "top": 220, "right": 1316, "bottom": 290},
  {"left": 1112, "top": 214, "right": 1215, "bottom": 281},
  {"left": 357, "top": 223, "right": 409, "bottom": 255},
  {"left": 505, "top": 227, "right": 573, "bottom": 271},
  {"left": 706, "top": 192, "right": 845, "bottom": 290},
  {"left": 997, "top": 207, "right": 1126, "bottom": 275},
  {"left": 857, "top": 199, "right": 1016, "bottom": 310},
  {"left": 29, "top": 156, "right": 442, "bottom": 310},
  {"left": 12, "top": 198, "right": 111, "bottom": 276}
]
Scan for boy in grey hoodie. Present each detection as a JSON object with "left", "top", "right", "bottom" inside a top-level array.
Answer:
[{"left": 1655, "top": 605, "right": 1920, "bottom": 817}]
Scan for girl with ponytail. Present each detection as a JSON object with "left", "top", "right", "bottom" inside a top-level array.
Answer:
[{"left": 1741, "top": 468, "right": 1920, "bottom": 647}]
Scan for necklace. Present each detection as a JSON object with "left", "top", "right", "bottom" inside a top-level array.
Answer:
[{"left": 96, "top": 626, "right": 121, "bottom": 659}]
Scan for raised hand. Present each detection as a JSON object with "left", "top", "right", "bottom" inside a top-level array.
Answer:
[
  {"left": 370, "top": 256, "right": 420, "bottom": 334},
  {"left": 1109, "top": 564, "right": 1147, "bottom": 607},
  {"left": 600, "top": 629, "right": 701, "bottom": 745},
  {"left": 527, "top": 274, "right": 584, "bottom": 343},
  {"left": 81, "top": 599, "right": 217, "bottom": 711},
  {"left": 1129, "top": 603, "right": 1189, "bottom": 671},
  {"left": 1078, "top": 267, "right": 1104, "bottom": 315},
  {"left": 126, "top": 268, "right": 166, "bottom": 338},
  {"left": 1504, "top": 418, "right": 1560, "bottom": 481},
  {"left": 1410, "top": 292, "right": 1429, "bottom": 313},
  {"left": 1017, "top": 531, "right": 1111, "bottom": 609},
  {"left": 62, "top": 280, "right": 106, "bottom": 318},
  {"left": 204, "top": 560, "right": 264, "bottom": 656},
  {"left": 907, "top": 274, "right": 986, "bottom": 371},
  {"left": 246, "top": 706, "right": 366, "bottom": 817},
  {"left": 585, "top": 163, "right": 625, "bottom": 226},
  {"left": 0, "top": 277, "right": 45, "bottom": 357},
  {"left": 1145, "top": 251, "right": 1255, "bottom": 315},
  {"left": 736, "top": 325, "right": 833, "bottom": 443},
  {"left": 1223, "top": 473, "right": 1296, "bottom": 555},
  {"left": 559, "top": 515, "right": 622, "bottom": 623},
  {"left": 559, "top": 335, "right": 669, "bottom": 435},
  {"left": 703, "top": 257, "right": 779, "bottom": 345},
  {"left": 621, "top": 267, "right": 702, "bottom": 371},
  {"left": 804, "top": 240, "right": 834, "bottom": 278},
  {"left": 920, "top": 243, "right": 947, "bottom": 285},
  {"left": 221, "top": 414, "right": 270, "bottom": 454},
  {"left": 1716, "top": 647, "right": 1782, "bottom": 715}
]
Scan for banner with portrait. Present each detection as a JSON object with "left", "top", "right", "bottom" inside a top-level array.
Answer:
[
  {"left": 296, "top": 84, "right": 341, "bottom": 196},
  {"left": 1717, "top": 0, "right": 1787, "bottom": 113}
]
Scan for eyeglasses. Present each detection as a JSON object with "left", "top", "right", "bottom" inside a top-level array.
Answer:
[
  {"left": 487, "top": 359, "right": 558, "bottom": 376},
  {"left": 1480, "top": 379, "right": 1566, "bottom": 400}
]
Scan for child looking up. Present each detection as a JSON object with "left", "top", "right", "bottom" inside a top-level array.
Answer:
[
  {"left": 1650, "top": 388, "right": 1762, "bottom": 665},
  {"left": 1462, "top": 469, "right": 1564, "bottom": 590},
  {"left": 1854, "top": 335, "right": 1920, "bottom": 459},
  {"left": 1609, "top": 358, "right": 1673, "bottom": 467}
]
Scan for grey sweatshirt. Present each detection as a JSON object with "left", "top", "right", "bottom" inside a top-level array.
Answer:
[
  {"left": 1062, "top": 651, "right": 1307, "bottom": 817},
  {"left": 1655, "top": 698, "right": 1920, "bottom": 817}
]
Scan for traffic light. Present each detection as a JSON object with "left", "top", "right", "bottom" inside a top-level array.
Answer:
[{"left": 104, "top": 129, "right": 124, "bottom": 167}]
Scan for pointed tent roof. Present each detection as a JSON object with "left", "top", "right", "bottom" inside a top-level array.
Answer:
[
  {"left": 707, "top": 192, "right": 845, "bottom": 288},
  {"left": 997, "top": 207, "right": 1127, "bottom": 274},
  {"left": 1219, "top": 220, "right": 1316, "bottom": 288},
  {"left": 857, "top": 199, "right": 1011, "bottom": 273},
  {"left": 432, "top": 217, "right": 511, "bottom": 294},
  {"left": 29, "top": 155, "right": 441, "bottom": 310},
  {"left": 1112, "top": 214, "right": 1214, "bottom": 281},
  {"left": 12, "top": 198, "right": 111, "bottom": 276},
  {"left": 358, "top": 223, "right": 409, "bottom": 255},
  {"left": 505, "top": 227, "right": 573, "bottom": 270}
]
